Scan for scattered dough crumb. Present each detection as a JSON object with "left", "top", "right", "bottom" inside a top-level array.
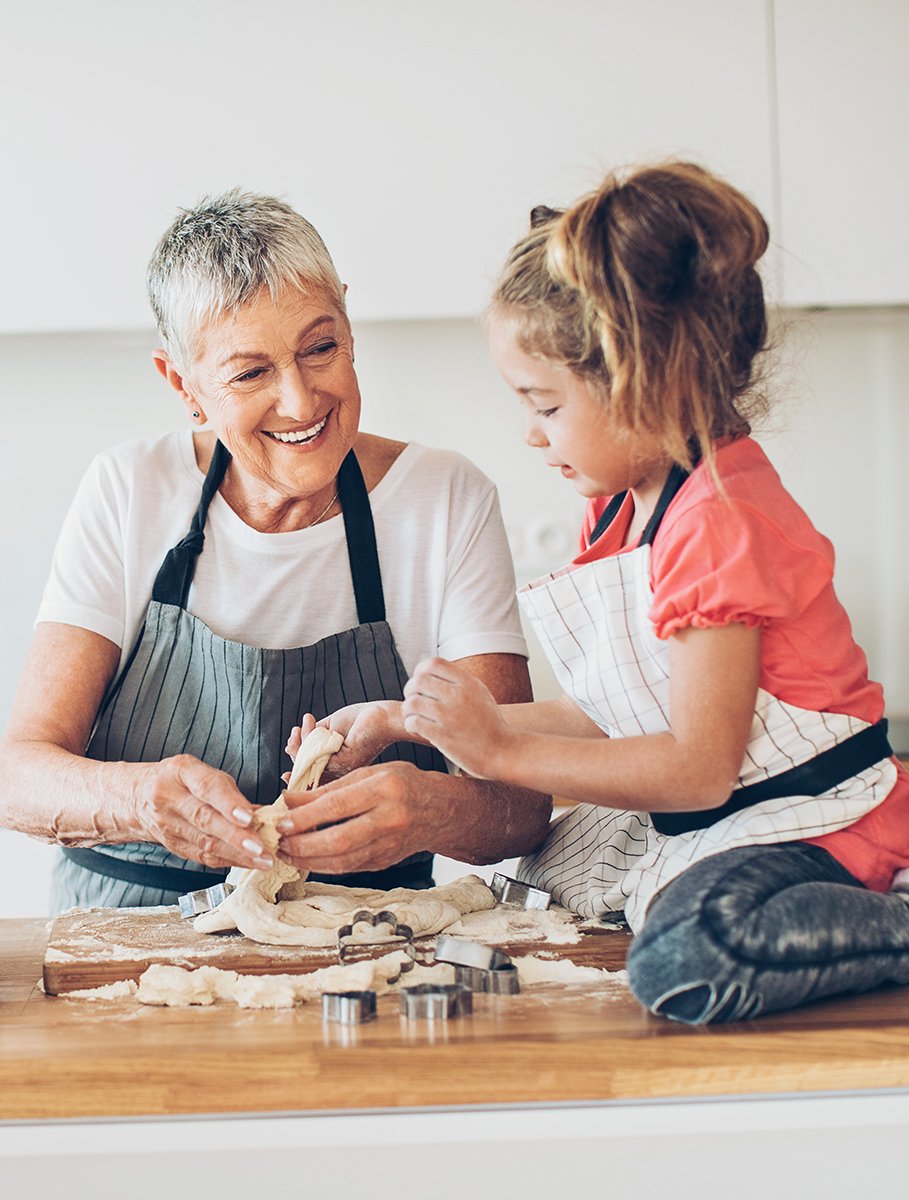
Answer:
[
  {"left": 514, "top": 955, "right": 628, "bottom": 987},
  {"left": 60, "top": 979, "right": 139, "bottom": 1001}
]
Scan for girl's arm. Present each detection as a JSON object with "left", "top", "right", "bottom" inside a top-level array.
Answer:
[
  {"left": 402, "top": 622, "right": 761, "bottom": 812},
  {"left": 287, "top": 683, "right": 599, "bottom": 780}
]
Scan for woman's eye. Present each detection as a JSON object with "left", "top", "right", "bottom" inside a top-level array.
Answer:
[
  {"left": 234, "top": 367, "right": 266, "bottom": 384},
  {"left": 538, "top": 407, "right": 558, "bottom": 418},
  {"left": 307, "top": 340, "right": 338, "bottom": 357}
]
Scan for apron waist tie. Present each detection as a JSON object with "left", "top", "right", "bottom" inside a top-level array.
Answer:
[
  {"left": 61, "top": 847, "right": 226, "bottom": 893},
  {"left": 61, "top": 846, "right": 434, "bottom": 895},
  {"left": 652, "top": 718, "right": 893, "bottom": 836}
]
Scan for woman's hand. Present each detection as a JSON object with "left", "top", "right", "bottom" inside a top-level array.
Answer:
[
  {"left": 285, "top": 702, "right": 400, "bottom": 781},
  {"left": 132, "top": 755, "right": 271, "bottom": 870},
  {"left": 275, "top": 760, "right": 433, "bottom": 874},
  {"left": 401, "top": 657, "right": 515, "bottom": 778}
]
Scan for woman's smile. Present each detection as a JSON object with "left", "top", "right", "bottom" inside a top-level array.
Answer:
[{"left": 262, "top": 413, "right": 331, "bottom": 446}]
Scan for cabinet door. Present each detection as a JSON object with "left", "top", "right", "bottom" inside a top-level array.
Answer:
[
  {"left": 1, "top": 0, "right": 773, "bottom": 331},
  {"left": 775, "top": 0, "right": 909, "bottom": 305}
]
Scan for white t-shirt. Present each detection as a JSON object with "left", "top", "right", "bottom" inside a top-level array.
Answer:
[{"left": 37, "top": 432, "right": 527, "bottom": 676}]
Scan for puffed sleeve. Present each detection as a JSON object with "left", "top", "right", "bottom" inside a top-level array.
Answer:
[{"left": 649, "top": 493, "right": 837, "bottom": 640}]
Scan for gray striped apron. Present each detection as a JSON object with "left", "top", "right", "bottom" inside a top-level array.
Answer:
[{"left": 53, "top": 440, "right": 446, "bottom": 912}]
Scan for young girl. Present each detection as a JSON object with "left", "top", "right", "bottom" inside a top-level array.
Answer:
[{"left": 395, "top": 162, "right": 909, "bottom": 1025}]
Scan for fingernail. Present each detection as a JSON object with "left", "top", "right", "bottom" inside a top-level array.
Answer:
[
  {"left": 253, "top": 855, "right": 274, "bottom": 870},
  {"left": 243, "top": 837, "right": 264, "bottom": 855},
  {"left": 233, "top": 807, "right": 253, "bottom": 826},
  {"left": 276, "top": 819, "right": 294, "bottom": 833}
]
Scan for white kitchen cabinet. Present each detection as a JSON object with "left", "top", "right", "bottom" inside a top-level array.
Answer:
[
  {"left": 774, "top": 0, "right": 909, "bottom": 305},
  {"left": 1, "top": 0, "right": 773, "bottom": 331}
]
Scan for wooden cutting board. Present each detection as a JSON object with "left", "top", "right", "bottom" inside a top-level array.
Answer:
[{"left": 42, "top": 906, "right": 632, "bottom": 994}]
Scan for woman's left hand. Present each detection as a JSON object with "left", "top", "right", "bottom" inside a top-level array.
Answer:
[
  {"left": 401, "top": 657, "right": 513, "bottom": 778},
  {"left": 275, "top": 760, "right": 431, "bottom": 874}
]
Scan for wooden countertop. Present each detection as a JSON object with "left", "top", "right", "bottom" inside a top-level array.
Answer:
[{"left": 4, "top": 917, "right": 909, "bottom": 1120}]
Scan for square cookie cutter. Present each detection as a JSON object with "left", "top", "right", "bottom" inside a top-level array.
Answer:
[
  {"left": 178, "top": 881, "right": 234, "bottom": 919},
  {"left": 490, "top": 873, "right": 552, "bottom": 911},
  {"left": 433, "top": 934, "right": 520, "bottom": 995}
]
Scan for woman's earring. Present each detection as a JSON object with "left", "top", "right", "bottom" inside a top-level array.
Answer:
[{"left": 192, "top": 411, "right": 200, "bottom": 419}]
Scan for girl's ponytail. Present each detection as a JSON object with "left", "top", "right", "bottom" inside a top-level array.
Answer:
[{"left": 497, "top": 162, "right": 772, "bottom": 475}]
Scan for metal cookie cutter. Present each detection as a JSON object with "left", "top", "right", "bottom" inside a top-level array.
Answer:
[
  {"left": 491, "top": 872, "right": 552, "bottom": 911},
  {"left": 337, "top": 910, "right": 417, "bottom": 976},
  {"left": 178, "top": 881, "right": 234, "bottom": 919},
  {"left": 434, "top": 934, "right": 520, "bottom": 995},
  {"left": 400, "top": 983, "right": 473, "bottom": 1020},
  {"left": 322, "top": 990, "right": 377, "bottom": 1025}
]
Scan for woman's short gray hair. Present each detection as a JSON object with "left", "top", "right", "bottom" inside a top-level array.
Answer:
[{"left": 147, "top": 189, "right": 346, "bottom": 370}]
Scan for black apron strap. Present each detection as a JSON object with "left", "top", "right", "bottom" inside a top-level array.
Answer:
[
  {"left": 60, "top": 846, "right": 433, "bottom": 894},
  {"left": 589, "top": 463, "right": 690, "bottom": 548},
  {"left": 639, "top": 464, "right": 690, "bottom": 546},
  {"left": 589, "top": 491, "right": 628, "bottom": 545},
  {"left": 61, "top": 846, "right": 227, "bottom": 893},
  {"left": 652, "top": 718, "right": 894, "bottom": 836},
  {"left": 338, "top": 449, "right": 387, "bottom": 625},
  {"left": 152, "top": 439, "right": 231, "bottom": 608}
]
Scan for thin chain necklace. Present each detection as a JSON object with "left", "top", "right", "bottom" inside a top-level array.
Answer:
[{"left": 306, "top": 490, "right": 339, "bottom": 528}]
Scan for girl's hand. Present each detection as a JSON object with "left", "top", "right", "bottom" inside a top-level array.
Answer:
[
  {"left": 284, "top": 703, "right": 398, "bottom": 782},
  {"left": 402, "top": 658, "right": 514, "bottom": 778},
  {"left": 132, "top": 755, "right": 270, "bottom": 870}
]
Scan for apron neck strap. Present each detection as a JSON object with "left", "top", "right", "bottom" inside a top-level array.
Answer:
[
  {"left": 151, "top": 440, "right": 387, "bottom": 625},
  {"left": 151, "top": 439, "right": 231, "bottom": 608},
  {"left": 638, "top": 463, "right": 690, "bottom": 546},
  {"left": 589, "top": 462, "right": 690, "bottom": 550},
  {"left": 338, "top": 449, "right": 386, "bottom": 625}
]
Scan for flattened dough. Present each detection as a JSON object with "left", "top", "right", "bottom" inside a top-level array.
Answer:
[{"left": 193, "top": 726, "right": 496, "bottom": 945}]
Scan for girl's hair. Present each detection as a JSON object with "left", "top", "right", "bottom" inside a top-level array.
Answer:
[{"left": 492, "top": 162, "right": 770, "bottom": 473}]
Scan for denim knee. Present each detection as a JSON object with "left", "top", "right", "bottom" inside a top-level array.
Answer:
[{"left": 626, "top": 920, "right": 764, "bottom": 1025}]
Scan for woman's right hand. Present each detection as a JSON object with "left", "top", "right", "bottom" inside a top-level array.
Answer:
[
  {"left": 132, "top": 755, "right": 272, "bottom": 870},
  {"left": 284, "top": 701, "right": 400, "bottom": 782}
]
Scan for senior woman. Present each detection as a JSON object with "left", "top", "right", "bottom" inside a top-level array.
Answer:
[{"left": 0, "top": 190, "right": 550, "bottom": 911}]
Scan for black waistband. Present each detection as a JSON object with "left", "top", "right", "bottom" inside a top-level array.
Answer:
[
  {"left": 61, "top": 846, "right": 434, "bottom": 896},
  {"left": 651, "top": 718, "right": 893, "bottom": 836}
]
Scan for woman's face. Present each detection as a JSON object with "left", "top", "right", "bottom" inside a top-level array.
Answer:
[{"left": 183, "top": 286, "right": 361, "bottom": 501}]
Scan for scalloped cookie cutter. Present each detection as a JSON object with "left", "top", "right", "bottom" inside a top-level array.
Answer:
[{"left": 337, "top": 909, "right": 417, "bottom": 974}]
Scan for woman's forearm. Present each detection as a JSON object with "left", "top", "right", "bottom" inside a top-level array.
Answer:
[
  {"left": 0, "top": 738, "right": 146, "bottom": 844},
  {"left": 427, "top": 773, "right": 553, "bottom": 863}
]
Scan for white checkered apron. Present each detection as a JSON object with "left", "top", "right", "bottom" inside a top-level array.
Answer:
[{"left": 516, "top": 541, "right": 896, "bottom": 932}]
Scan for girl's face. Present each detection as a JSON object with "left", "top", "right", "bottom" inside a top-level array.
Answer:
[{"left": 489, "top": 314, "right": 668, "bottom": 501}]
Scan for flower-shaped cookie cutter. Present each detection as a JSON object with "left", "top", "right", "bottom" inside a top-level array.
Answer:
[{"left": 337, "top": 909, "right": 418, "bottom": 976}]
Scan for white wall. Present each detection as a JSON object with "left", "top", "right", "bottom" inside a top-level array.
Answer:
[{"left": 2, "top": 308, "right": 908, "bottom": 916}]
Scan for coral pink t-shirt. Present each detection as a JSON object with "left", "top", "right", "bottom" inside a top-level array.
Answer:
[{"left": 576, "top": 436, "right": 909, "bottom": 891}]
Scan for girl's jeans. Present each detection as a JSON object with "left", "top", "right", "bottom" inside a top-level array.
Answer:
[{"left": 626, "top": 842, "right": 909, "bottom": 1024}]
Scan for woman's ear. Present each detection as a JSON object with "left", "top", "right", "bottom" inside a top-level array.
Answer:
[{"left": 152, "top": 350, "right": 205, "bottom": 424}]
